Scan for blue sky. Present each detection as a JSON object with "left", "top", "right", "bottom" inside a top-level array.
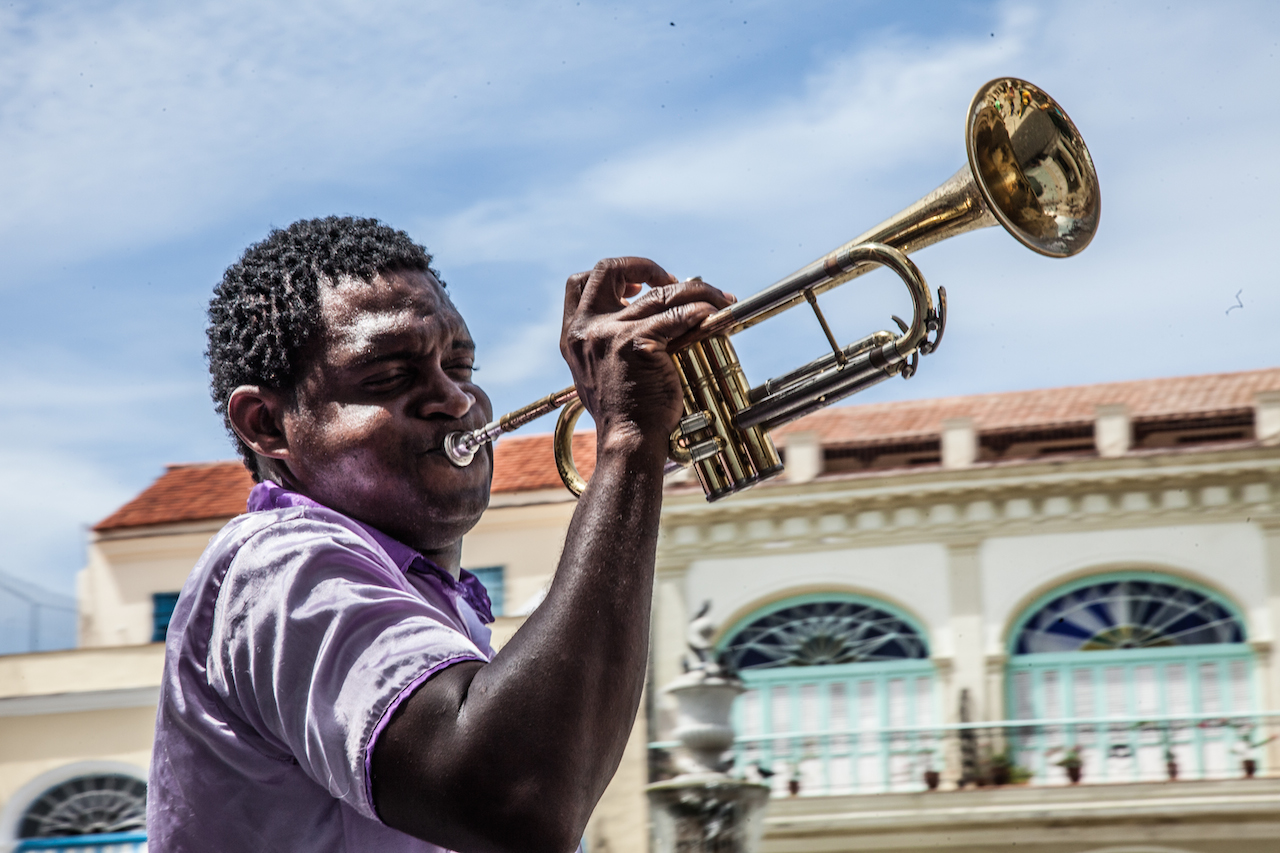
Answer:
[{"left": 1, "top": 0, "right": 1277, "bottom": 596}]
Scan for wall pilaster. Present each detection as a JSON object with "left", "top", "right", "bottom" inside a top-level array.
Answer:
[
  {"left": 650, "top": 563, "right": 690, "bottom": 741},
  {"left": 946, "top": 540, "right": 987, "bottom": 723}
]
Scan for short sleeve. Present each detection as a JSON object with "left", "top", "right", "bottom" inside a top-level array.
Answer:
[{"left": 206, "top": 513, "right": 487, "bottom": 821}]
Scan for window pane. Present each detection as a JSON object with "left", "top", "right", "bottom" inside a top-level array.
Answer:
[
  {"left": 469, "top": 566, "right": 504, "bottom": 617},
  {"left": 152, "top": 591, "right": 180, "bottom": 642}
]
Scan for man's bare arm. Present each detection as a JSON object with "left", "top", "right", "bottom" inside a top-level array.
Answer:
[{"left": 371, "top": 258, "right": 733, "bottom": 853}]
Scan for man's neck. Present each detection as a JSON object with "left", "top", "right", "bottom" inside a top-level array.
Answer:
[
  {"left": 250, "top": 477, "right": 465, "bottom": 580},
  {"left": 419, "top": 541, "right": 463, "bottom": 580}
]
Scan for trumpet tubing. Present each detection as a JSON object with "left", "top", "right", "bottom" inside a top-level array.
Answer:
[{"left": 443, "top": 77, "right": 1100, "bottom": 502}]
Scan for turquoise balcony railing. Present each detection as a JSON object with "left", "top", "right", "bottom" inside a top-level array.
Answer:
[
  {"left": 15, "top": 832, "right": 146, "bottom": 852},
  {"left": 652, "top": 711, "right": 1280, "bottom": 796}
]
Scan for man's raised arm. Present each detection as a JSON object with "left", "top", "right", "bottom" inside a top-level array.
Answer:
[{"left": 372, "top": 257, "right": 734, "bottom": 853}]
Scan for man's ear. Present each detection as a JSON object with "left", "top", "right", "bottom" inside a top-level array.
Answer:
[{"left": 227, "top": 386, "right": 292, "bottom": 462}]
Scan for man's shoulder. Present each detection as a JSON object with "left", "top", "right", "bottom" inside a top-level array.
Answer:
[
  {"left": 172, "top": 506, "right": 407, "bottom": 662},
  {"left": 202, "top": 505, "right": 398, "bottom": 587}
]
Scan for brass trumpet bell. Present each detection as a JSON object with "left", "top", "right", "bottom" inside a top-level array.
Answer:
[{"left": 443, "top": 77, "right": 1100, "bottom": 502}]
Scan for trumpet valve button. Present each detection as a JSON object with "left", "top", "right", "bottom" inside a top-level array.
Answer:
[
  {"left": 688, "top": 437, "right": 724, "bottom": 463},
  {"left": 679, "top": 411, "right": 713, "bottom": 435}
]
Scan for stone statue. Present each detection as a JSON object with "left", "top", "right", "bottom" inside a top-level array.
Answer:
[
  {"left": 683, "top": 600, "right": 734, "bottom": 678},
  {"left": 648, "top": 601, "right": 770, "bottom": 853}
]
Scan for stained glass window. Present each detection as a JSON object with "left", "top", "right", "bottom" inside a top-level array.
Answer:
[
  {"left": 722, "top": 596, "right": 935, "bottom": 796},
  {"left": 1013, "top": 578, "right": 1244, "bottom": 655},
  {"left": 18, "top": 775, "right": 146, "bottom": 839},
  {"left": 723, "top": 598, "right": 928, "bottom": 671}
]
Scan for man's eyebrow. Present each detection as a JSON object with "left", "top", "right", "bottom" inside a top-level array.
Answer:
[{"left": 345, "top": 334, "right": 475, "bottom": 366}]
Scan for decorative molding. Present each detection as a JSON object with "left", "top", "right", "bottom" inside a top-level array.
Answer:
[
  {"left": 93, "top": 517, "right": 227, "bottom": 542},
  {"left": 929, "top": 655, "right": 955, "bottom": 677},
  {"left": 0, "top": 686, "right": 158, "bottom": 718},
  {"left": 654, "top": 448, "right": 1279, "bottom": 561}
]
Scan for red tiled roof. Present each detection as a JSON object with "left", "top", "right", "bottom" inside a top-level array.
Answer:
[
  {"left": 92, "top": 436, "right": 596, "bottom": 532},
  {"left": 491, "top": 430, "right": 596, "bottom": 493},
  {"left": 94, "top": 462, "right": 256, "bottom": 531},
  {"left": 94, "top": 367, "right": 1280, "bottom": 530},
  {"left": 771, "top": 367, "right": 1280, "bottom": 446}
]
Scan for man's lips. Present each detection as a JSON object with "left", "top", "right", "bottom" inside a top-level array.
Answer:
[{"left": 419, "top": 416, "right": 492, "bottom": 457}]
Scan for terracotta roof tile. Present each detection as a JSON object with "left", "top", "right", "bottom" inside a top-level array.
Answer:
[
  {"left": 94, "top": 462, "right": 256, "bottom": 531},
  {"left": 771, "top": 367, "right": 1280, "bottom": 446},
  {"left": 94, "top": 367, "right": 1280, "bottom": 530},
  {"left": 491, "top": 430, "right": 596, "bottom": 493}
]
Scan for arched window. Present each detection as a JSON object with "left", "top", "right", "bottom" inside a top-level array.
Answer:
[
  {"left": 16, "top": 774, "right": 146, "bottom": 851},
  {"left": 718, "top": 593, "right": 936, "bottom": 796},
  {"left": 722, "top": 598, "right": 929, "bottom": 671},
  {"left": 1006, "top": 572, "right": 1255, "bottom": 784},
  {"left": 1013, "top": 577, "right": 1244, "bottom": 654}
]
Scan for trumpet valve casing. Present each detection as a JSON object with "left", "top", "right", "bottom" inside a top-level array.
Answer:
[{"left": 672, "top": 335, "right": 784, "bottom": 502}]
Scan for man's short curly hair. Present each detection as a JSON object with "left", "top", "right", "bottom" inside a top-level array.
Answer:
[{"left": 206, "top": 216, "right": 442, "bottom": 475}]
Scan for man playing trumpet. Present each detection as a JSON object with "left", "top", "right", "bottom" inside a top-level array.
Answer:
[{"left": 147, "top": 216, "right": 733, "bottom": 852}]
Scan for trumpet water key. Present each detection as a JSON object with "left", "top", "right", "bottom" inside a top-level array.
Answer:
[{"left": 443, "top": 77, "right": 1101, "bottom": 502}]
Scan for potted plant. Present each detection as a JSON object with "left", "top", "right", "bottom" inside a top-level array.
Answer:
[
  {"left": 1137, "top": 721, "right": 1179, "bottom": 781},
  {"left": 988, "top": 751, "right": 1012, "bottom": 786},
  {"left": 1055, "top": 746, "right": 1083, "bottom": 784},
  {"left": 987, "top": 750, "right": 1030, "bottom": 786},
  {"left": 1232, "top": 724, "right": 1276, "bottom": 778},
  {"left": 916, "top": 745, "right": 941, "bottom": 791}
]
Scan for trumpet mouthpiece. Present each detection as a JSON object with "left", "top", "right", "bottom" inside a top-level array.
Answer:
[{"left": 443, "top": 431, "right": 479, "bottom": 467}]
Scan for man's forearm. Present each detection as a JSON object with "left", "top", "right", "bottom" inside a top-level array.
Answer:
[
  {"left": 476, "top": 433, "right": 666, "bottom": 805},
  {"left": 373, "top": 437, "right": 668, "bottom": 853}
]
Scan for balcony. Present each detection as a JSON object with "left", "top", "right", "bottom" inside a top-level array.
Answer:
[
  {"left": 15, "top": 834, "right": 146, "bottom": 852},
  {"left": 715, "top": 712, "right": 1280, "bottom": 796}
]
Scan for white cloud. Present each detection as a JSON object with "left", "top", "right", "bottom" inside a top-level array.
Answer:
[
  {"left": 429, "top": 0, "right": 1280, "bottom": 415},
  {"left": 0, "top": 0, "right": 696, "bottom": 278},
  {"left": 1, "top": 0, "right": 1277, "bottom": 593}
]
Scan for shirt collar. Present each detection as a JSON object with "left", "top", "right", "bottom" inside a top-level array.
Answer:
[{"left": 246, "top": 480, "right": 494, "bottom": 623}]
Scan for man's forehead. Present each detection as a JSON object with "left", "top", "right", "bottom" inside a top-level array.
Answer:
[{"left": 318, "top": 269, "right": 470, "bottom": 355}]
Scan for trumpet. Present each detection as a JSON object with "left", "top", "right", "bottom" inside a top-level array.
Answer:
[{"left": 444, "top": 77, "right": 1100, "bottom": 502}]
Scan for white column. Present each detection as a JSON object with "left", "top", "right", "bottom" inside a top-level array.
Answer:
[
  {"left": 651, "top": 566, "right": 690, "bottom": 739},
  {"left": 946, "top": 540, "right": 986, "bottom": 720},
  {"left": 1095, "top": 403, "right": 1131, "bottom": 457},
  {"left": 941, "top": 418, "right": 977, "bottom": 469},
  {"left": 782, "top": 431, "right": 822, "bottom": 483},
  {"left": 1261, "top": 520, "right": 1280, "bottom": 771},
  {"left": 1257, "top": 390, "right": 1280, "bottom": 444}
]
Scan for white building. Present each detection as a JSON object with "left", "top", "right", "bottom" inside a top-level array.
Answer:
[{"left": 1, "top": 367, "right": 1278, "bottom": 853}]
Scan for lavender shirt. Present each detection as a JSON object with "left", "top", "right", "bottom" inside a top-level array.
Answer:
[{"left": 148, "top": 481, "right": 495, "bottom": 852}]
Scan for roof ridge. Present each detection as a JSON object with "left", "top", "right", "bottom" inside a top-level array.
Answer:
[
  {"left": 163, "top": 460, "right": 245, "bottom": 471},
  {"left": 94, "top": 366, "right": 1280, "bottom": 530}
]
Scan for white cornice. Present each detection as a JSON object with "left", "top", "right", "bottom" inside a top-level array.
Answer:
[
  {"left": 93, "top": 518, "right": 229, "bottom": 541},
  {"left": 661, "top": 447, "right": 1280, "bottom": 520},
  {"left": 654, "top": 447, "right": 1279, "bottom": 564},
  {"left": 0, "top": 685, "right": 159, "bottom": 717}
]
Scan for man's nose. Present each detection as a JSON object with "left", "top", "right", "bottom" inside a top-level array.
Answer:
[{"left": 417, "top": 373, "right": 475, "bottom": 420}]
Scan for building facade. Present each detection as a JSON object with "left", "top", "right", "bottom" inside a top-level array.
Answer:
[{"left": 1, "top": 367, "right": 1278, "bottom": 853}]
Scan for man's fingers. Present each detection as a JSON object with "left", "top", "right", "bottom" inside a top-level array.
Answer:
[
  {"left": 579, "top": 257, "right": 678, "bottom": 314},
  {"left": 630, "top": 301, "right": 722, "bottom": 350},
  {"left": 613, "top": 278, "right": 734, "bottom": 322},
  {"left": 563, "top": 270, "right": 592, "bottom": 319}
]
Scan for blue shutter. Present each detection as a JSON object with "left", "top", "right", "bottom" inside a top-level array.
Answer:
[
  {"left": 151, "top": 592, "right": 180, "bottom": 642},
  {"left": 469, "top": 567, "right": 504, "bottom": 617}
]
